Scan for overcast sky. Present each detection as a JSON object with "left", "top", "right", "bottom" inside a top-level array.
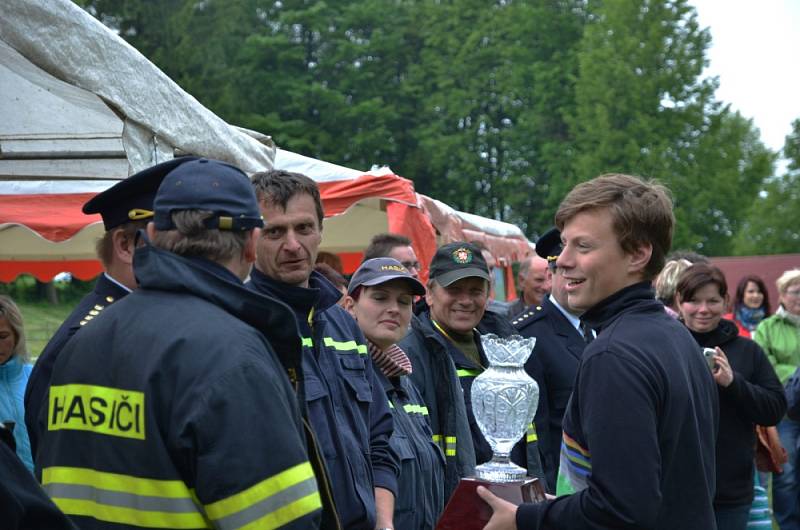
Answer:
[{"left": 690, "top": 0, "right": 800, "bottom": 154}]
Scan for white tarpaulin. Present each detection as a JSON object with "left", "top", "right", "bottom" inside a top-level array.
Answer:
[{"left": 0, "top": 0, "right": 275, "bottom": 174}]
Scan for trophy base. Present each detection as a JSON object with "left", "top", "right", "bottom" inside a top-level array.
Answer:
[{"left": 435, "top": 476, "right": 545, "bottom": 530}]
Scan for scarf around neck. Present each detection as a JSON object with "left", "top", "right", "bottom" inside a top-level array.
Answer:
[
  {"left": 368, "top": 340, "right": 413, "bottom": 378},
  {"left": 735, "top": 305, "right": 765, "bottom": 331}
]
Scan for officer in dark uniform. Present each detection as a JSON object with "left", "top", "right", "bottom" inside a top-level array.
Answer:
[
  {"left": 512, "top": 227, "right": 591, "bottom": 492},
  {"left": 23, "top": 157, "right": 195, "bottom": 458}
]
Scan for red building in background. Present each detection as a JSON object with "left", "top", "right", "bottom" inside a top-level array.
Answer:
[{"left": 712, "top": 254, "right": 800, "bottom": 313}]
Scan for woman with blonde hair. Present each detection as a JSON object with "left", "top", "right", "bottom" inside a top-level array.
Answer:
[
  {"left": 755, "top": 268, "right": 800, "bottom": 529},
  {"left": 654, "top": 258, "right": 691, "bottom": 317},
  {"left": 0, "top": 295, "right": 33, "bottom": 471}
]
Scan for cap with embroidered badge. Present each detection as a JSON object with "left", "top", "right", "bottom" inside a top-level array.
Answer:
[
  {"left": 82, "top": 156, "right": 200, "bottom": 231},
  {"left": 153, "top": 158, "right": 264, "bottom": 231},
  {"left": 347, "top": 257, "right": 426, "bottom": 296},
  {"left": 428, "top": 241, "right": 491, "bottom": 287},
  {"left": 535, "top": 227, "right": 562, "bottom": 268}
]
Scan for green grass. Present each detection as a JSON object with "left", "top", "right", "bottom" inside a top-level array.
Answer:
[{"left": 17, "top": 301, "right": 76, "bottom": 359}]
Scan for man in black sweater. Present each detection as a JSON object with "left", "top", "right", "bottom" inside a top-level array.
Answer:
[{"left": 479, "top": 173, "right": 719, "bottom": 530}]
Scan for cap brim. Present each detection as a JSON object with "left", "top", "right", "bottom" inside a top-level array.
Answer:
[
  {"left": 434, "top": 268, "right": 491, "bottom": 287},
  {"left": 353, "top": 275, "right": 426, "bottom": 296}
]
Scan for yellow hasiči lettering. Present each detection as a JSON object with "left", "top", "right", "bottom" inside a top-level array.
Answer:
[{"left": 48, "top": 384, "right": 146, "bottom": 440}]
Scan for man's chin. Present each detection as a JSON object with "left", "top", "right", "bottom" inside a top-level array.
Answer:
[{"left": 279, "top": 270, "right": 311, "bottom": 286}]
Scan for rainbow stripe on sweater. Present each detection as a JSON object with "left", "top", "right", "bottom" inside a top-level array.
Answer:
[{"left": 559, "top": 432, "right": 592, "bottom": 492}]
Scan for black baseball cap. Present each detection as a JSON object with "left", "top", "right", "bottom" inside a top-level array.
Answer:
[
  {"left": 535, "top": 227, "right": 562, "bottom": 268},
  {"left": 348, "top": 258, "right": 426, "bottom": 296},
  {"left": 83, "top": 156, "right": 199, "bottom": 230},
  {"left": 429, "top": 241, "right": 491, "bottom": 287},
  {"left": 153, "top": 158, "right": 263, "bottom": 231}
]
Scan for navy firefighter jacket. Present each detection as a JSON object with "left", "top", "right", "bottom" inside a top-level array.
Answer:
[
  {"left": 248, "top": 269, "right": 399, "bottom": 530},
  {"left": 377, "top": 367, "right": 446, "bottom": 530},
  {"left": 25, "top": 273, "right": 130, "bottom": 457},
  {"left": 35, "top": 243, "right": 323, "bottom": 530}
]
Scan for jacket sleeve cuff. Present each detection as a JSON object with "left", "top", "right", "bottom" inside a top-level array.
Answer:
[
  {"left": 372, "top": 468, "right": 398, "bottom": 498},
  {"left": 722, "top": 371, "right": 745, "bottom": 397},
  {"left": 515, "top": 501, "right": 545, "bottom": 530}
]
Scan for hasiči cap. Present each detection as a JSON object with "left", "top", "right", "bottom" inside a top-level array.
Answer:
[{"left": 348, "top": 258, "right": 426, "bottom": 296}]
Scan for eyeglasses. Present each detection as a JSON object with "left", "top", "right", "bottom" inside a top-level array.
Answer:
[
  {"left": 784, "top": 289, "right": 800, "bottom": 297},
  {"left": 401, "top": 261, "right": 421, "bottom": 270}
]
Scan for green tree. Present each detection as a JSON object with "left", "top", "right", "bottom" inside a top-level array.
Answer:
[
  {"left": 734, "top": 119, "right": 800, "bottom": 254},
  {"left": 407, "top": 0, "right": 585, "bottom": 236},
  {"left": 564, "top": 0, "right": 772, "bottom": 255},
  {"left": 73, "top": 0, "right": 780, "bottom": 255}
]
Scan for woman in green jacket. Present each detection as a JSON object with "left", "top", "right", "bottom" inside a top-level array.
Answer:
[{"left": 754, "top": 268, "right": 800, "bottom": 529}]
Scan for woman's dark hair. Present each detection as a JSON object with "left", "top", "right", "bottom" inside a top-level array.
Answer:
[
  {"left": 734, "top": 275, "right": 771, "bottom": 315},
  {"left": 675, "top": 263, "right": 728, "bottom": 304}
]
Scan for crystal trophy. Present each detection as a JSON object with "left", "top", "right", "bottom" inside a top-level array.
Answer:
[{"left": 436, "top": 334, "right": 545, "bottom": 530}]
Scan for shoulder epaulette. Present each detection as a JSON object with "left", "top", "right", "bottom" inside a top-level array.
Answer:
[
  {"left": 79, "top": 297, "right": 115, "bottom": 327},
  {"left": 511, "top": 305, "right": 544, "bottom": 329}
]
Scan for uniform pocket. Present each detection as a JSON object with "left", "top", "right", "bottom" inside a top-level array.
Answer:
[
  {"left": 340, "top": 356, "right": 373, "bottom": 404},
  {"left": 391, "top": 434, "right": 418, "bottom": 515}
]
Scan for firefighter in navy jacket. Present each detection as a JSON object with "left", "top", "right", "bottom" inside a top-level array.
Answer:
[
  {"left": 36, "top": 159, "right": 323, "bottom": 530},
  {"left": 247, "top": 170, "right": 398, "bottom": 530},
  {"left": 25, "top": 158, "right": 191, "bottom": 457},
  {"left": 343, "top": 258, "right": 447, "bottom": 529},
  {"left": 400, "top": 242, "right": 545, "bottom": 499}
]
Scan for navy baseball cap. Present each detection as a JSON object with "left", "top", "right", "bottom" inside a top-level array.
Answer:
[
  {"left": 535, "top": 227, "right": 562, "bottom": 268},
  {"left": 429, "top": 241, "right": 491, "bottom": 287},
  {"left": 153, "top": 158, "right": 263, "bottom": 231},
  {"left": 83, "top": 157, "right": 199, "bottom": 230},
  {"left": 348, "top": 258, "right": 426, "bottom": 296}
]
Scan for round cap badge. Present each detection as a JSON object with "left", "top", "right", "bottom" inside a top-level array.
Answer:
[{"left": 452, "top": 247, "right": 473, "bottom": 264}]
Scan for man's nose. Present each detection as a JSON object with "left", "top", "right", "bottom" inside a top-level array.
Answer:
[
  {"left": 284, "top": 231, "right": 301, "bottom": 251},
  {"left": 556, "top": 248, "right": 572, "bottom": 269}
]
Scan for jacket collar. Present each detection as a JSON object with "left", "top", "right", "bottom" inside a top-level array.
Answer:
[
  {"left": 248, "top": 268, "right": 341, "bottom": 315},
  {"left": 688, "top": 318, "right": 739, "bottom": 348},
  {"left": 133, "top": 243, "right": 302, "bottom": 367},
  {"left": 0, "top": 355, "right": 24, "bottom": 379},
  {"left": 581, "top": 281, "right": 662, "bottom": 332}
]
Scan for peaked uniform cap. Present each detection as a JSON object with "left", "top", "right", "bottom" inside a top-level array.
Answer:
[
  {"left": 535, "top": 227, "right": 562, "bottom": 265},
  {"left": 83, "top": 156, "right": 199, "bottom": 230}
]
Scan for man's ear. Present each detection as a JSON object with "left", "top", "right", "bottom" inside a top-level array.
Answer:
[
  {"left": 112, "top": 227, "right": 136, "bottom": 265},
  {"left": 146, "top": 222, "right": 156, "bottom": 240},
  {"left": 243, "top": 228, "right": 260, "bottom": 263},
  {"left": 342, "top": 296, "right": 356, "bottom": 317},
  {"left": 627, "top": 242, "right": 653, "bottom": 276},
  {"left": 425, "top": 281, "right": 436, "bottom": 308}
]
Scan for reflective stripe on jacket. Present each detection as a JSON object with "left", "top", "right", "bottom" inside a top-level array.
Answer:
[
  {"left": 380, "top": 370, "right": 445, "bottom": 529},
  {"left": 399, "top": 312, "right": 477, "bottom": 499},
  {"left": 248, "top": 269, "right": 398, "bottom": 530},
  {"left": 36, "top": 245, "right": 322, "bottom": 530}
]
